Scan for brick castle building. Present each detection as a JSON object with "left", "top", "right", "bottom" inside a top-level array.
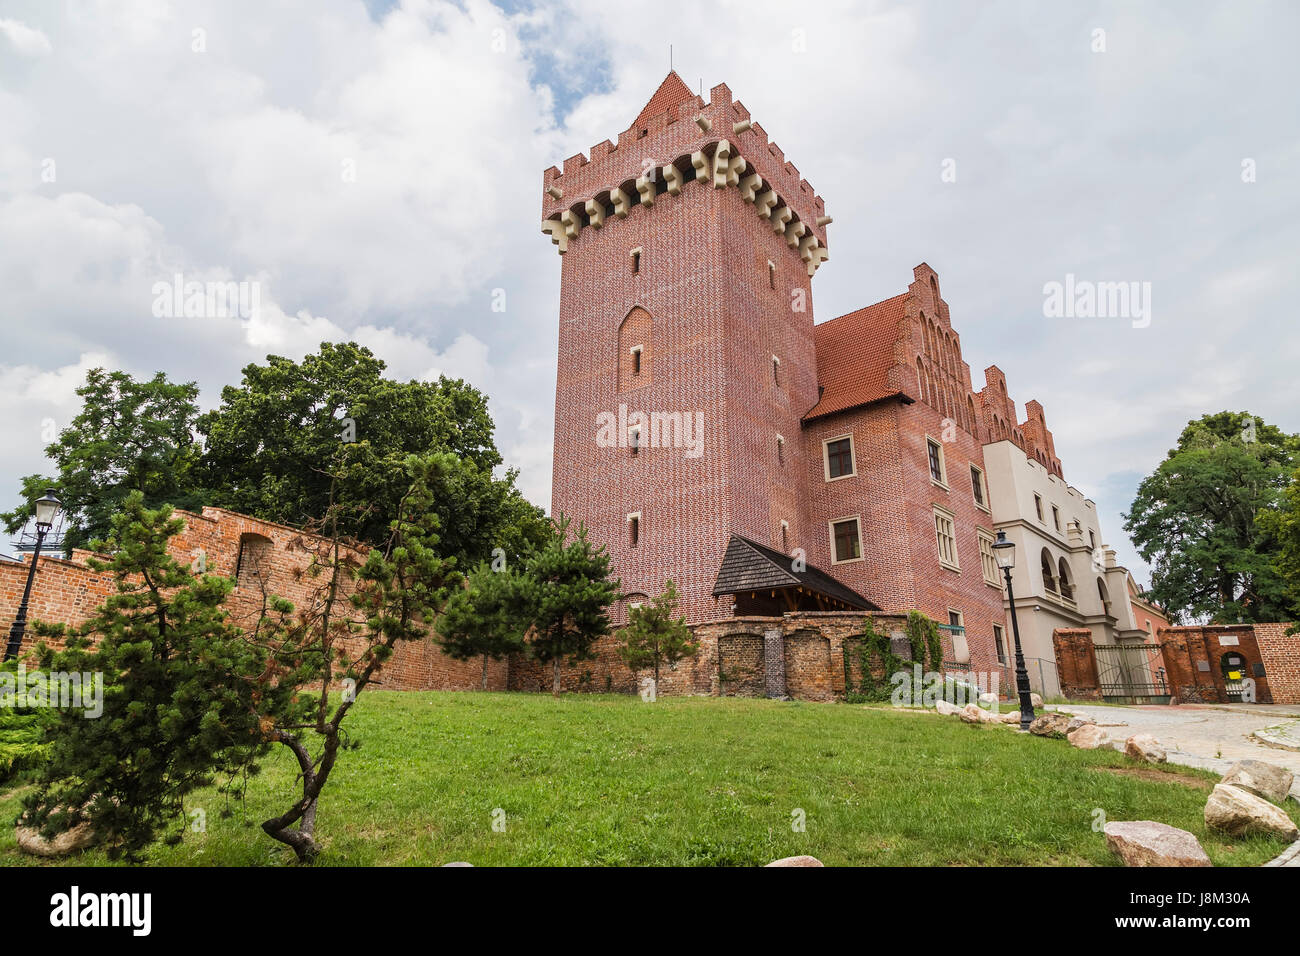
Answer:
[{"left": 541, "top": 72, "right": 1081, "bottom": 683}]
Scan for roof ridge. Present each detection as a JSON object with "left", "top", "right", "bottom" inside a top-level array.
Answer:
[{"left": 632, "top": 70, "right": 695, "bottom": 128}]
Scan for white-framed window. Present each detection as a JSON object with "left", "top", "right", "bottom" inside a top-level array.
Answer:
[
  {"left": 823, "top": 434, "right": 856, "bottom": 481},
  {"left": 627, "top": 512, "right": 641, "bottom": 548},
  {"left": 1034, "top": 493, "right": 1044, "bottom": 522},
  {"left": 948, "top": 609, "right": 969, "bottom": 663},
  {"left": 977, "top": 529, "right": 1000, "bottom": 587},
  {"left": 926, "top": 436, "right": 947, "bottom": 486},
  {"left": 1051, "top": 505, "right": 1061, "bottom": 532},
  {"left": 970, "top": 464, "right": 988, "bottom": 511},
  {"left": 934, "top": 506, "right": 959, "bottom": 571},
  {"left": 829, "top": 516, "right": 863, "bottom": 564},
  {"left": 993, "top": 623, "right": 1007, "bottom": 664}
]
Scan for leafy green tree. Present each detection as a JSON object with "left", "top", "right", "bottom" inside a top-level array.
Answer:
[
  {"left": 436, "top": 561, "right": 527, "bottom": 689},
  {"left": 1124, "top": 411, "right": 1297, "bottom": 623},
  {"left": 2, "top": 369, "right": 203, "bottom": 553},
  {"left": 256, "top": 453, "right": 460, "bottom": 861},
  {"left": 196, "top": 341, "right": 548, "bottom": 561},
  {"left": 517, "top": 515, "right": 620, "bottom": 697},
  {"left": 615, "top": 580, "right": 698, "bottom": 698},
  {"left": 19, "top": 495, "right": 291, "bottom": 861},
  {"left": 1260, "top": 464, "right": 1300, "bottom": 629}
]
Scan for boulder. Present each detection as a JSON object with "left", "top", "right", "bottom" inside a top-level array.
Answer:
[
  {"left": 1068, "top": 724, "right": 1111, "bottom": 750},
  {"left": 960, "top": 703, "right": 984, "bottom": 724},
  {"left": 934, "top": 698, "right": 961, "bottom": 716},
  {"left": 1066, "top": 716, "right": 1097, "bottom": 733},
  {"left": 1030, "top": 693, "right": 1044, "bottom": 708},
  {"left": 997, "top": 710, "right": 1022, "bottom": 725},
  {"left": 1220, "top": 760, "right": 1295, "bottom": 805},
  {"left": 1103, "top": 821, "right": 1212, "bottom": 867},
  {"left": 1029, "top": 712, "right": 1071, "bottom": 738},
  {"left": 765, "top": 855, "right": 823, "bottom": 867},
  {"left": 978, "top": 692, "right": 999, "bottom": 706},
  {"left": 1124, "top": 734, "right": 1167, "bottom": 764},
  {"left": 1205, "top": 784, "right": 1299, "bottom": 840},
  {"left": 15, "top": 820, "right": 98, "bottom": 858}
]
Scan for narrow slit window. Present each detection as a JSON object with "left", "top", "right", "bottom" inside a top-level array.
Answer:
[
  {"left": 768, "top": 261, "right": 776, "bottom": 289},
  {"left": 628, "top": 514, "right": 640, "bottom": 548},
  {"left": 631, "top": 248, "right": 641, "bottom": 274}
]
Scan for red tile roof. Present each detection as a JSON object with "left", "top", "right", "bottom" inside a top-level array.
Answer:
[
  {"left": 804, "top": 293, "right": 911, "bottom": 422},
  {"left": 632, "top": 71, "right": 695, "bottom": 129}
]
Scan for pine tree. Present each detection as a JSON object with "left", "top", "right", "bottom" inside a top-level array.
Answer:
[
  {"left": 20, "top": 494, "right": 286, "bottom": 860},
  {"left": 436, "top": 561, "right": 527, "bottom": 689},
  {"left": 615, "top": 580, "right": 698, "bottom": 699},
  {"left": 518, "top": 515, "right": 620, "bottom": 697}
]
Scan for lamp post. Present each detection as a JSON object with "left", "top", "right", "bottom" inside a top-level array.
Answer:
[
  {"left": 992, "top": 530, "right": 1035, "bottom": 731},
  {"left": 5, "top": 489, "right": 62, "bottom": 662}
]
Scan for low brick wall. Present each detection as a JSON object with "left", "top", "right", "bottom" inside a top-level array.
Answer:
[
  {"left": 1255, "top": 624, "right": 1300, "bottom": 705},
  {"left": 1052, "top": 628, "right": 1102, "bottom": 700}
]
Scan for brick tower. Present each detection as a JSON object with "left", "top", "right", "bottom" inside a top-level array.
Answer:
[{"left": 541, "top": 74, "right": 833, "bottom": 624}]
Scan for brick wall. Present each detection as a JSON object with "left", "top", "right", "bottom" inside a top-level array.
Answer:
[
  {"left": 1052, "top": 627, "right": 1102, "bottom": 700},
  {"left": 1159, "top": 625, "right": 1274, "bottom": 704},
  {"left": 1255, "top": 623, "right": 1300, "bottom": 705},
  {"left": 0, "top": 507, "right": 501, "bottom": 692}
]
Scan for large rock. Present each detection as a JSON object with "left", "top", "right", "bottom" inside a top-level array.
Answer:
[
  {"left": 1204, "top": 784, "right": 1299, "bottom": 840},
  {"left": 960, "top": 703, "right": 984, "bottom": 724},
  {"left": 1220, "top": 760, "right": 1294, "bottom": 805},
  {"left": 1029, "top": 712, "right": 1071, "bottom": 738},
  {"left": 765, "top": 855, "right": 823, "bottom": 867},
  {"left": 15, "top": 820, "right": 98, "bottom": 858},
  {"left": 934, "top": 698, "right": 961, "bottom": 716},
  {"left": 1124, "top": 734, "right": 1167, "bottom": 764},
  {"left": 1030, "top": 693, "right": 1044, "bottom": 708},
  {"left": 1068, "top": 724, "right": 1111, "bottom": 750},
  {"left": 996, "top": 710, "right": 1022, "bottom": 725},
  {"left": 1103, "top": 821, "right": 1212, "bottom": 867},
  {"left": 978, "top": 692, "right": 999, "bottom": 706}
]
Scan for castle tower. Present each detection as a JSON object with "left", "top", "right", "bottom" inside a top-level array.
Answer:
[{"left": 541, "top": 74, "right": 834, "bottom": 623}]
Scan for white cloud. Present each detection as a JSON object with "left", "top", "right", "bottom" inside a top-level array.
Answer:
[{"left": 0, "top": 18, "right": 51, "bottom": 57}]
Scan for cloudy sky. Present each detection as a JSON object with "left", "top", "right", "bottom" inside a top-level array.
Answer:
[{"left": 1, "top": 0, "right": 1297, "bottom": 584}]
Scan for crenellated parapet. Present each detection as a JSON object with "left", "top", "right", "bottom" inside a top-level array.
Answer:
[{"left": 541, "top": 79, "right": 831, "bottom": 275}]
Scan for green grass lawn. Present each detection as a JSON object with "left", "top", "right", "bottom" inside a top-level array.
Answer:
[{"left": 1, "top": 692, "right": 1295, "bottom": 866}]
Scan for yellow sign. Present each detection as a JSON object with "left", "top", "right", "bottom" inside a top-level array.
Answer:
[{"left": 1228, "top": 671, "right": 1242, "bottom": 680}]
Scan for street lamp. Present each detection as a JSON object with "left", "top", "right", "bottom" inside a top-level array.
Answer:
[
  {"left": 993, "top": 530, "right": 1035, "bottom": 731},
  {"left": 5, "top": 489, "right": 62, "bottom": 662}
]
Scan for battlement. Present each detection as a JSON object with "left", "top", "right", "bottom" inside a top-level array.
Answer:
[{"left": 541, "top": 75, "right": 830, "bottom": 274}]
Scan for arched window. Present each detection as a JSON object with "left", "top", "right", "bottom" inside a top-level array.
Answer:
[
  {"left": 236, "top": 532, "right": 274, "bottom": 591},
  {"left": 1040, "top": 548, "right": 1057, "bottom": 593},
  {"left": 1057, "top": 558, "right": 1073, "bottom": 601},
  {"left": 930, "top": 275, "right": 939, "bottom": 303},
  {"left": 618, "top": 307, "right": 653, "bottom": 391},
  {"left": 1098, "top": 579, "right": 1111, "bottom": 613}
]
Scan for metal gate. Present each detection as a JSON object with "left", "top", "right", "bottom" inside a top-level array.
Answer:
[{"left": 1094, "top": 643, "right": 1170, "bottom": 704}]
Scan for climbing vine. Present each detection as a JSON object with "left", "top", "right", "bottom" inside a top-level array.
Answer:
[{"left": 906, "top": 611, "right": 945, "bottom": 672}]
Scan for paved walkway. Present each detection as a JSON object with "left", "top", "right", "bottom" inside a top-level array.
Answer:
[{"left": 1051, "top": 702, "right": 1300, "bottom": 800}]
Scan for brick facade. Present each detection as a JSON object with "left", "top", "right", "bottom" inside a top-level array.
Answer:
[
  {"left": 542, "top": 75, "right": 1012, "bottom": 691},
  {"left": 1052, "top": 628, "right": 1103, "bottom": 700}
]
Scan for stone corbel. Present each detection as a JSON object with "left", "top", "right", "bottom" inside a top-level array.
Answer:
[
  {"left": 691, "top": 151, "right": 709, "bottom": 182},
  {"left": 770, "top": 204, "right": 792, "bottom": 234},
  {"left": 712, "top": 139, "right": 731, "bottom": 188},
  {"left": 635, "top": 173, "right": 656, "bottom": 207},
  {"left": 561, "top": 208, "right": 582, "bottom": 239},
  {"left": 663, "top": 164, "right": 683, "bottom": 196},
  {"left": 585, "top": 198, "right": 606, "bottom": 229},
  {"left": 784, "top": 219, "right": 806, "bottom": 249},
  {"left": 541, "top": 219, "right": 568, "bottom": 254},
  {"left": 755, "top": 189, "right": 777, "bottom": 217},
  {"left": 726, "top": 155, "right": 747, "bottom": 188},
  {"left": 798, "top": 233, "right": 820, "bottom": 262},
  {"left": 611, "top": 187, "right": 631, "bottom": 218},
  {"left": 806, "top": 245, "right": 829, "bottom": 276},
  {"left": 739, "top": 173, "right": 763, "bottom": 203}
]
